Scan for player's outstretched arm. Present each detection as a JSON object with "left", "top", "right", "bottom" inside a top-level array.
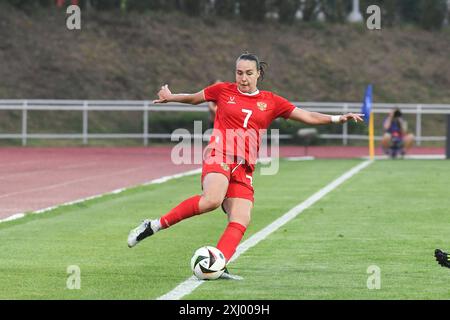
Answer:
[
  {"left": 153, "top": 84, "right": 205, "bottom": 105},
  {"left": 288, "top": 108, "right": 364, "bottom": 125}
]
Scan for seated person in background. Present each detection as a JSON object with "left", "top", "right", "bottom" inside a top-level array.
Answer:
[{"left": 381, "top": 108, "right": 414, "bottom": 156}]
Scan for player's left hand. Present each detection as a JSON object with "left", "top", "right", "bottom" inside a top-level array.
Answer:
[
  {"left": 339, "top": 113, "right": 365, "bottom": 123},
  {"left": 153, "top": 84, "right": 172, "bottom": 104}
]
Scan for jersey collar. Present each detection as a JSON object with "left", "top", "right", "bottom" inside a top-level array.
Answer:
[{"left": 237, "top": 87, "right": 260, "bottom": 96}]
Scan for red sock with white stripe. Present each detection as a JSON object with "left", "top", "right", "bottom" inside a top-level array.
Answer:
[
  {"left": 216, "top": 222, "right": 247, "bottom": 261},
  {"left": 159, "top": 195, "right": 201, "bottom": 229}
]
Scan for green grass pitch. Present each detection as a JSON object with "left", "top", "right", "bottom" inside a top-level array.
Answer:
[{"left": 0, "top": 159, "right": 449, "bottom": 299}]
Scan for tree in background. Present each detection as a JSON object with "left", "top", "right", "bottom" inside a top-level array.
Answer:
[
  {"left": 214, "top": 0, "right": 237, "bottom": 18},
  {"left": 301, "top": 0, "right": 319, "bottom": 22},
  {"left": 2, "top": 0, "right": 448, "bottom": 30},
  {"left": 397, "top": 0, "right": 421, "bottom": 24},
  {"left": 419, "top": 0, "right": 448, "bottom": 30},
  {"left": 239, "top": 0, "right": 267, "bottom": 22},
  {"left": 115, "top": 0, "right": 184, "bottom": 13},
  {"left": 4, "top": 0, "right": 52, "bottom": 8},
  {"left": 360, "top": 0, "right": 448, "bottom": 29},
  {"left": 319, "top": 0, "right": 350, "bottom": 23},
  {"left": 275, "top": 0, "right": 300, "bottom": 25},
  {"left": 89, "top": 0, "right": 121, "bottom": 10},
  {"left": 175, "top": 0, "right": 208, "bottom": 16}
]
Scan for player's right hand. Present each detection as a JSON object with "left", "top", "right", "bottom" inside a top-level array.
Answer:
[{"left": 153, "top": 84, "right": 172, "bottom": 103}]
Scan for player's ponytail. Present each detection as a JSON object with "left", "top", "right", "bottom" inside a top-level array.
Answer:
[{"left": 237, "top": 52, "right": 268, "bottom": 81}]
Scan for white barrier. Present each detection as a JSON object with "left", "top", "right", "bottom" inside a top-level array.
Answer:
[{"left": 0, "top": 100, "right": 449, "bottom": 146}]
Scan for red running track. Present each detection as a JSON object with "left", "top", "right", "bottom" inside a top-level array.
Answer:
[
  {"left": 0, "top": 147, "right": 201, "bottom": 220},
  {"left": 0, "top": 146, "right": 444, "bottom": 220}
]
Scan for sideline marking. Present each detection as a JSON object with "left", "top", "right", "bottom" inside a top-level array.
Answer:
[
  {"left": 157, "top": 160, "right": 373, "bottom": 300},
  {"left": 361, "top": 154, "right": 445, "bottom": 160}
]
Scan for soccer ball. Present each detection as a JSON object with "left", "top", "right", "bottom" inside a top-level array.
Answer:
[{"left": 190, "top": 246, "right": 226, "bottom": 280}]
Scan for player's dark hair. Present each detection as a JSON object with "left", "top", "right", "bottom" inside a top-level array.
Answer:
[{"left": 236, "top": 52, "right": 268, "bottom": 80}]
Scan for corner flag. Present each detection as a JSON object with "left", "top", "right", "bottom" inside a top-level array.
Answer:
[
  {"left": 361, "top": 85, "right": 375, "bottom": 159},
  {"left": 361, "top": 85, "right": 372, "bottom": 123}
]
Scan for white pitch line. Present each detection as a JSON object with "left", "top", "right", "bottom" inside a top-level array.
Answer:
[
  {"left": 157, "top": 160, "right": 373, "bottom": 300},
  {"left": 0, "top": 168, "right": 202, "bottom": 224},
  {"left": 285, "top": 156, "right": 315, "bottom": 161},
  {"left": 360, "top": 154, "right": 445, "bottom": 160}
]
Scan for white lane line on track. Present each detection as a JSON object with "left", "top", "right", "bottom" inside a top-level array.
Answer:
[
  {"left": 0, "top": 168, "right": 202, "bottom": 224},
  {"left": 157, "top": 160, "right": 373, "bottom": 300}
]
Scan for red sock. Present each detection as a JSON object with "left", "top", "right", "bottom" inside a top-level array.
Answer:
[
  {"left": 160, "top": 195, "right": 201, "bottom": 229},
  {"left": 217, "top": 222, "right": 247, "bottom": 261}
]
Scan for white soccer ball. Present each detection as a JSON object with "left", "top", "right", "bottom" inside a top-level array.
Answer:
[{"left": 190, "top": 246, "right": 226, "bottom": 280}]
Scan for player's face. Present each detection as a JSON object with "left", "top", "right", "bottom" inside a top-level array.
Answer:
[{"left": 235, "top": 59, "right": 260, "bottom": 94}]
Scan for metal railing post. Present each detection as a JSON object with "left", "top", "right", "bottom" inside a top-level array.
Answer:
[
  {"left": 22, "top": 100, "right": 28, "bottom": 146},
  {"left": 343, "top": 103, "right": 348, "bottom": 146},
  {"left": 143, "top": 101, "right": 149, "bottom": 146},
  {"left": 416, "top": 104, "right": 422, "bottom": 146},
  {"left": 83, "top": 101, "right": 88, "bottom": 145}
]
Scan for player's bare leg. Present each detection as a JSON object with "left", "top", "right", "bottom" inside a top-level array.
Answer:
[
  {"left": 127, "top": 173, "right": 228, "bottom": 247},
  {"left": 199, "top": 173, "right": 229, "bottom": 212},
  {"left": 223, "top": 197, "right": 253, "bottom": 229}
]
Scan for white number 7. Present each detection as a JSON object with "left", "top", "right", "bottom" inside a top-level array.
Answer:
[{"left": 241, "top": 109, "right": 252, "bottom": 128}]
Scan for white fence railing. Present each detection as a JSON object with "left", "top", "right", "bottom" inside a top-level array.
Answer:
[{"left": 0, "top": 100, "right": 449, "bottom": 146}]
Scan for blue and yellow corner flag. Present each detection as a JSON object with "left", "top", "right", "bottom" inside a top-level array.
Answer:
[
  {"left": 361, "top": 85, "right": 375, "bottom": 159},
  {"left": 361, "top": 84, "right": 372, "bottom": 123}
]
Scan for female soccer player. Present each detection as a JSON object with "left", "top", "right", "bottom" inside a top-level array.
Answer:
[{"left": 127, "top": 53, "right": 364, "bottom": 264}]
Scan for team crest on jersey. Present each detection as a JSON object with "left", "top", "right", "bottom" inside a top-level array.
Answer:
[
  {"left": 257, "top": 102, "right": 267, "bottom": 111},
  {"left": 227, "top": 96, "right": 236, "bottom": 104},
  {"left": 220, "top": 163, "right": 230, "bottom": 171}
]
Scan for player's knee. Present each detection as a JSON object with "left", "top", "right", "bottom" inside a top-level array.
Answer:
[{"left": 201, "top": 195, "right": 223, "bottom": 211}]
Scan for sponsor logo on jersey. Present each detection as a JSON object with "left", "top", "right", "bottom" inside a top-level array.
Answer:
[
  {"left": 227, "top": 96, "right": 236, "bottom": 104},
  {"left": 257, "top": 102, "right": 267, "bottom": 111}
]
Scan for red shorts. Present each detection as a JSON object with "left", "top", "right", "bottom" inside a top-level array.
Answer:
[{"left": 201, "top": 150, "right": 254, "bottom": 204}]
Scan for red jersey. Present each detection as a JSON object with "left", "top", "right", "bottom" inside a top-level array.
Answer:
[{"left": 203, "top": 82, "right": 296, "bottom": 168}]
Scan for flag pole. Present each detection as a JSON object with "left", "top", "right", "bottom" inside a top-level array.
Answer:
[{"left": 369, "top": 112, "right": 375, "bottom": 160}]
